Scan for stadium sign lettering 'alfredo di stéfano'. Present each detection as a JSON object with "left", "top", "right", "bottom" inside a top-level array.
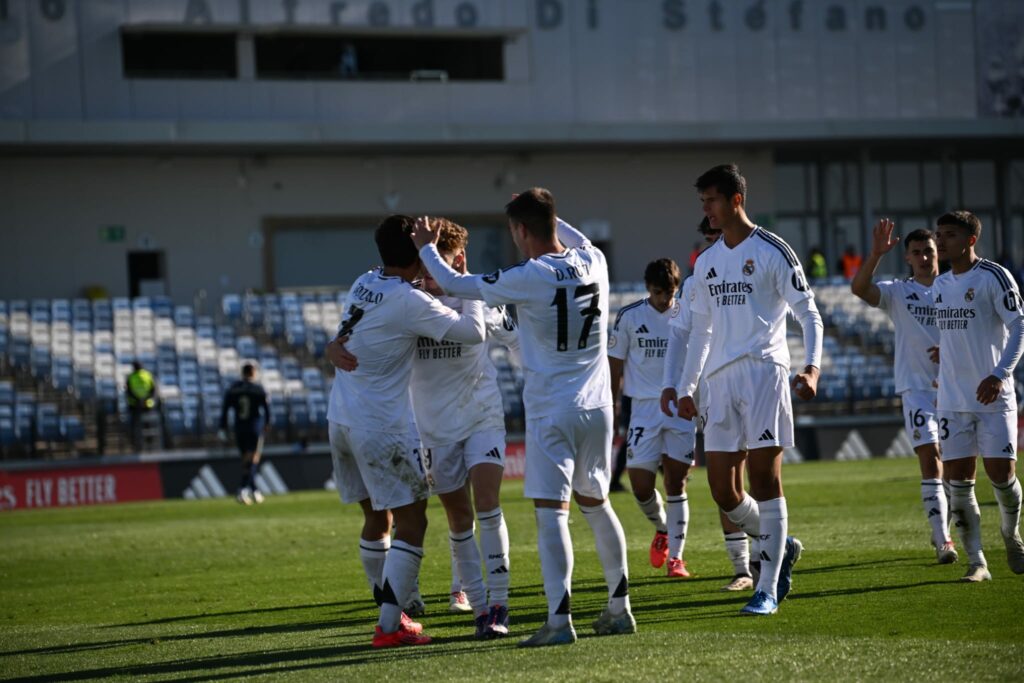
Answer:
[{"left": 7, "top": 0, "right": 930, "bottom": 35}]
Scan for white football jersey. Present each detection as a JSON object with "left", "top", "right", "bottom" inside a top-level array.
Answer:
[
  {"left": 410, "top": 297, "right": 518, "bottom": 446},
  {"left": 327, "top": 270, "right": 464, "bottom": 432},
  {"left": 934, "top": 259, "right": 1023, "bottom": 412},
  {"left": 875, "top": 278, "right": 939, "bottom": 394},
  {"left": 608, "top": 297, "right": 678, "bottom": 400},
  {"left": 474, "top": 236, "right": 612, "bottom": 418},
  {"left": 690, "top": 227, "right": 816, "bottom": 378}
]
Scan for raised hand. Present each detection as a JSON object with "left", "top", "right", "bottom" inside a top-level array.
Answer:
[
  {"left": 871, "top": 218, "right": 899, "bottom": 257},
  {"left": 411, "top": 216, "right": 440, "bottom": 250}
]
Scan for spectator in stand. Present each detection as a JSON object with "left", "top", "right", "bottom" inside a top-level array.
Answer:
[
  {"left": 807, "top": 247, "right": 827, "bottom": 281},
  {"left": 840, "top": 245, "right": 863, "bottom": 281},
  {"left": 125, "top": 361, "right": 157, "bottom": 452}
]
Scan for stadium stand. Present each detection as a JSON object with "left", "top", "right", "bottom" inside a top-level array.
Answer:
[{"left": 3, "top": 280, "right": 1022, "bottom": 460}]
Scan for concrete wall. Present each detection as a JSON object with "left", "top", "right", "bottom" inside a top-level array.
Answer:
[
  {"left": 0, "top": 0, "right": 992, "bottom": 134},
  {"left": 0, "top": 149, "right": 775, "bottom": 302}
]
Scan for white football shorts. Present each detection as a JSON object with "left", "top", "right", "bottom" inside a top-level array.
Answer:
[
  {"left": 937, "top": 410, "right": 1018, "bottom": 461},
  {"left": 523, "top": 406, "right": 614, "bottom": 502},
  {"left": 702, "top": 356, "right": 794, "bottom": 453},
  {"left": 329, "top": 420, "right": 429, "bottom": 511},
  {"left": 423, "top": 428, "right": 506, "bottom": 495},
  {"left": 625, "top": 397, "right": 696, "bottom": 472}
]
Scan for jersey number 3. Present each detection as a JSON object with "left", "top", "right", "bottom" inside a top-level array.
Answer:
[{"left": 551, "top": 284, "right": 601, "bottom": 351}]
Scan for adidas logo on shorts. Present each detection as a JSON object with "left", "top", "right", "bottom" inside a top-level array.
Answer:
[
  {"left": 1003, "top": 443, "right": 1016, "bottom": 455},
  {"left": 758, "top": 429, "right": 775, "bottom": 441}
]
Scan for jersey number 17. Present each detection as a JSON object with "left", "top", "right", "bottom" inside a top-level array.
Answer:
[{"left": 551, "top": 284, "right": 601, "bottom": 351}]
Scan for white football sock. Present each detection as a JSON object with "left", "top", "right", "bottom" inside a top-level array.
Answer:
[
  {"left": 666, "top": 494, "right": 688, "bottom": 560},
  {"left": 449, "top": 547, "right": 461, "bottom": 593},
  {"left": 580, "top": 500, "right": 631, "bottom": 615},
  {"left": 450, "top": 526, "right": 487, "bottom": 615},
  {"left": 725, "top": 493, "right": 761, "bottom": 537},
  {"left": 724, "top": 532, "right": 750, "bottom": 576},
  {"left": 359, "top": 537, "right": 389, "bottom": 602},
  {"left": 377, "top": 540, "right": 423, "bottom": 633},
  {"left": 636, "top": 490, "right": 668, "bottom": 534},
  {"left": 536, "top": 507, "right": 573, "bottom": 628},
  {"left": 754, "top": 497, "right": 788, "bottom": 601},
  {"left": 949, "top": 480, "right": 986, "bottom": 566},
  {"left": 991, "top": 476, "right": 1023, "bottom": 540},
  {"left": 921, "top": 478, "right": 952, "bottom": 547},
  {"left": 478, "top": 507, "right": 510, "bottom": 606}
]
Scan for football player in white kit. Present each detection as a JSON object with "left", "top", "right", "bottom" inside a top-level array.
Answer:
[
  {"left": 664, "top": 217, "right": 755, "bottom": 592},
  {"left": 412, "top": 188, "right": 634, "bottom": 647},
  {"left": 410, "top": 219, "right": 517, "bottom": 637},
  {"left": 609, "top": 258, "right": 697, "bottom": 578},
  {"left": 931, "top": 210, "right": 1024, "bottom": 582},
  {"left": 324, "top": 215, "right": 486, "bottom": 648},
  {"left": 850, "top": 221, "right": 958, "bottom": 564},
  {"left": 665, "top": 164, "right": 823, "bottom": 616}
]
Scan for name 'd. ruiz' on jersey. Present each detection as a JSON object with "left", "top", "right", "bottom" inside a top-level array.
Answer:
[
  {"left": 906, "top": 303, "right": 936, "bottom": 327},
  {"left": 935, "top": 306, "right": 976, "bottom": 330},
  {"left": 637, "top": 336, "right": 668, "bottom": 358},
  {"left": 417, "top": 337, "right": 463, "bottom": 359},
  {"left": 709, "top": 281, "right": 754, "bottom": 306},
  {"left": 554, "top": 263, "right": 591, "bottom": 281}
]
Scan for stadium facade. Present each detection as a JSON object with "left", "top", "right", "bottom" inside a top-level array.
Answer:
[{"left": 1, "top": 0, "right": 1023, "bottom": 303}]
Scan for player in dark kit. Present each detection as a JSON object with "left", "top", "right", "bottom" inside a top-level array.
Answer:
[{"left": 219, "top": 364, "right": 272, "bottom": 505}]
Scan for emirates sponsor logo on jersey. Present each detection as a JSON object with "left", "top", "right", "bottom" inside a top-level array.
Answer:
[
  {"left": 936, "top": 305, "right": 976, "bottom": 330},
  {"left": 709, "top": 281, "right": 753, "bottom": 307},
  {"left": 743, "top": 259, "right": 756, "bottom": 276}
]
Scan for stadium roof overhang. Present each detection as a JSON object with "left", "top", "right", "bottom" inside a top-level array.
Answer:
[{"left": 1, "top": 119, "right": 1022, "bottom": 156}]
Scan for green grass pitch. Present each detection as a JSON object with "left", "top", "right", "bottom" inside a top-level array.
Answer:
[{"left": 2, "top": 458, "right": 1023, "bottom": 681}]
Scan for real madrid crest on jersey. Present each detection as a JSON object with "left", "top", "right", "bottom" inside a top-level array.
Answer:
[
  {"left": 965, "top": 288, "right": 975, "bottom": 302},
  {"left": 669, "top": 299, "right": 680, "bottom": 318},
  {"left": 743, "top": 259, "right": 756, "bottom": 276},
  {"left": 608, "top": 333, "right": 618, "bottom": 349}
]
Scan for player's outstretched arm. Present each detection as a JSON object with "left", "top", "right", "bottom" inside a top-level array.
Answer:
[
  {"left": 416, "top": 221, "right": 487, "bottom": 301},
  {"left": 850, "top": 218, "right": 897, "bottom": 307}
]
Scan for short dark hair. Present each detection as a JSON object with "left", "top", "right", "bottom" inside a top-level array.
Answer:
[
  {"left": 903, "top": 229, "right": 935, "bottom": 250},
  {"left": 644, "top": 258, "right": 681, "bottom": 292},
  {"left": 936, "top": 210, "right": 982, "bottom": 238},
  {"left": 375, "top": 215, "right": 419, "bottom": 268},
  {"left": 505, "top": 188, "right": 556, "bottom": 239},
  {"left": 131, "top": 361, "right": 142, "bottom": 372},
  {"left": 241, "top": 363, "right": 255, "bottom": 379},
  {"left": 695, "top": 164, "right": 746, "bottom": 204}
]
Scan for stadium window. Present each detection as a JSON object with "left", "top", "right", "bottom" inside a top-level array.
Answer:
[
  {"left": 121, "top": 31, "right": 238, "bottom": 79},
  {"left": 254, "top": 35, "right": 504, "bottom": 81}
]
